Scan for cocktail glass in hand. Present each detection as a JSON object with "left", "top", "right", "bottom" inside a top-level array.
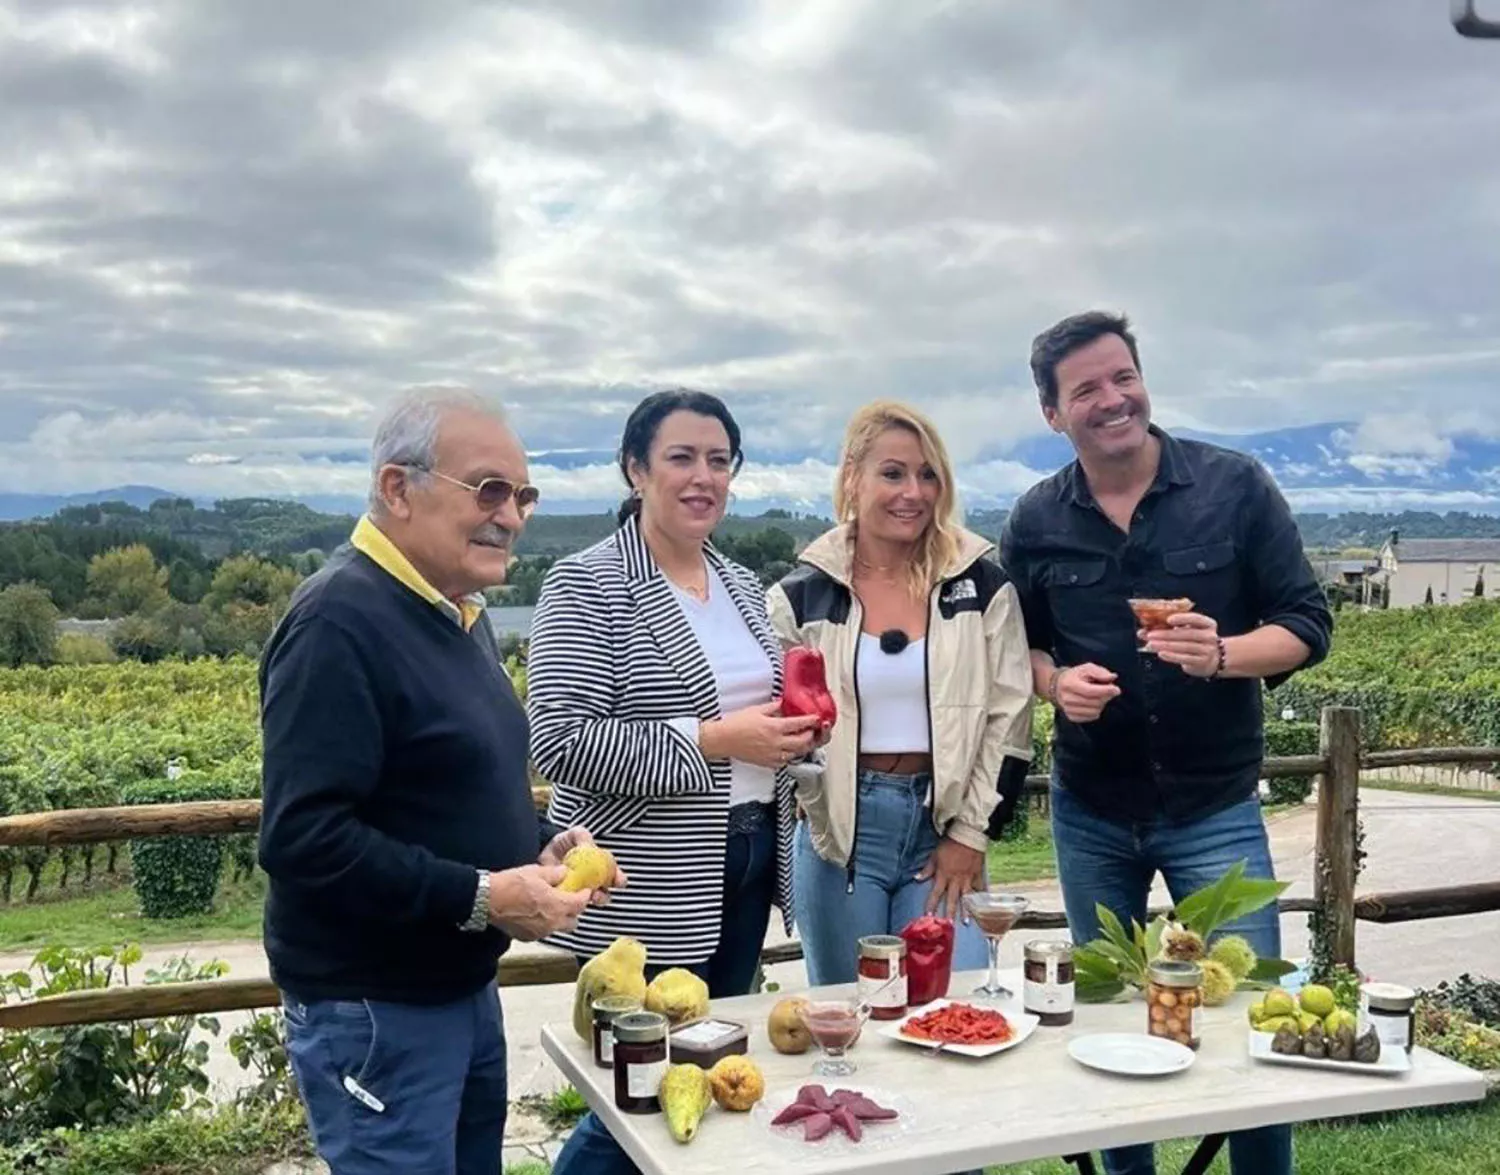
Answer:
[
  {"left": 963, "top": 892, "right": 1030, "bottom": 1001},
  {"left": 1128, "top": 597, "right": 1194, "bottom": 653},
  {"left": 796, "top": 997, "right": 869, "bottom": 1078}
]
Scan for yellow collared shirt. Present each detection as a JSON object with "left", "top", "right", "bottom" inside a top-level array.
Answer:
[{"left": 350, "top": 515, "right": 486, "bottom": 632}]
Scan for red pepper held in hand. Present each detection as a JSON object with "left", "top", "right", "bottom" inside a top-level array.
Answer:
[{"left": 780, "top": 647, "right": 837, "bottom": 733}]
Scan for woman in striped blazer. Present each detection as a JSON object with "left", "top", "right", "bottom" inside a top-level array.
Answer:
[{"left": 528, "top": 389, "right": 820, "bottom": 1175}]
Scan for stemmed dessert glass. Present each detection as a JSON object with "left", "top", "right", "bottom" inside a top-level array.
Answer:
[
  {"left": 796, "top": 996, "right": 870, "bottom": 1078},
  {"left": 963, "top": 892, "right": 1030, "bottom": 1001},
  {"left": 1128, "top": 597, "right": 1194, "bottom": 653}
]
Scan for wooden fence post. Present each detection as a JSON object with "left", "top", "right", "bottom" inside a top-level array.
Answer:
[{"left": 1314, "top": 706, "right": 1361, "bottom": 970}]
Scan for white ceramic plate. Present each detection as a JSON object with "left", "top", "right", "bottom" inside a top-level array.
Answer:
[
  {"left": 1247, "top": 1029, "right": 1411, "bottom": 1075},
  {"left": 1067, "top": 1032, "right": 1196, "bottom": 1077},
  {"left": 877, "top": 998, "right": 1039, "bottom": 1058}
]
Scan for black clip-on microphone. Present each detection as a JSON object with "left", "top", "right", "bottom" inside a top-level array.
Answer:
[{"left": 878, "top": 629, "right": 909, "bottom": 655}]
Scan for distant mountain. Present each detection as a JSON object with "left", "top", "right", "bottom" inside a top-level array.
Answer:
[
  {"left": 966, "top": 423, "right": 1500, "bottom": 513},
  {"left": 0, "top": 485, "right": 183, "bottom": 521}
]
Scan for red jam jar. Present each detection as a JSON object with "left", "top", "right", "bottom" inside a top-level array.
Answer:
[{"left": 856, "top": 935, "right": 908, "bottom": 1020}]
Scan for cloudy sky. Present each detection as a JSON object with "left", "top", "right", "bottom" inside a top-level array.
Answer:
[{"left": 2, "top": 0, "right": 1498, "bottom": 514}]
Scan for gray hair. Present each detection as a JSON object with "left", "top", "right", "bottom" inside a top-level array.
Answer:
[{"left": 368, "top": 387, "right": 509, "bottom": 514}]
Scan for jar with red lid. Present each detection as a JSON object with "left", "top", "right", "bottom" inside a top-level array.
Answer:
[{"left": 856, "top": 935, "right": 908, "bottom": 1020}]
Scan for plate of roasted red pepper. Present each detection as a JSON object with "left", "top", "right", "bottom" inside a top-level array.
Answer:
[{"left": 878, "top": 998, "right": 1040, "bottom": 1058}]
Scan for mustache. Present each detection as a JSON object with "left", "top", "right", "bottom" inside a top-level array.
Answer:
[{"left": 472, "top": 524, "right": 514, "bottom": 548}]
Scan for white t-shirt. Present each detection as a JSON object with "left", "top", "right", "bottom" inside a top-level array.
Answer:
[{"left": 668, "top": 564, "right": 778, "bottom": 807}]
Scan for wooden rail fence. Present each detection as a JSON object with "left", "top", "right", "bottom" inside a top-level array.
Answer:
[{"left": 2, "top": 706, "right": 1498, "bottom": 1032}]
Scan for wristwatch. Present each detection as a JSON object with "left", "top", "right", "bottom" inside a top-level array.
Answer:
[{"left": 460, "top": 869, "right": 491, "bottom": 933}]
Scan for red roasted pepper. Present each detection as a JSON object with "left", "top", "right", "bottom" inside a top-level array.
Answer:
[
  {"left": 780, "top": 647, "right": 837, "bottom": 733},
  {"left": 900, "top": 914, "right": 956, "bottom": 1006}
]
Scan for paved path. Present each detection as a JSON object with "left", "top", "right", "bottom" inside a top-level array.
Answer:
[{"left": 5, "top": 785, "right": 1496, "bottom": 1164}]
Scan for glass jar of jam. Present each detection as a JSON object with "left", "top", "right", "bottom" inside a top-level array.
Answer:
[
  {"left": 611, "top": 1011, "right": 668, "bottom": 1114},
  {"left": 592, "top": 995, "right": 643, "bottom": 1069},
  {"left": 1022, "top": 940, "right": 1075, "bottom": 1026},
  {"left": 1363, "top": 982, "right": 1416, "bottom": 1054},
  {"left": 1146, "top": 960, "right": 1203, "bottom": 1049},
  {"left": 857, "top": 935, "right": 908, "bottom": 1020}
]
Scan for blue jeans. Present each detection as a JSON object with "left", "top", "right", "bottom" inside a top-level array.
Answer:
[
  {"left": 553, "top": 809, "right": 777, "bottom": 1175},
  {"left": 1052, "top": 782, "right": 1292, "bottom": 1175},
  {"left": 795, "top": 770, "right": 989, "bottom": 985},
  {"left": 282, "top": 980, "right": 506, "bottom": 1175}
]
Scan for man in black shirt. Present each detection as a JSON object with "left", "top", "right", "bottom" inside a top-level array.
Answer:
[
  {"left": 259, "top": 389, "right": 620, "bottom": 1175},
  {"left": 1001, "top": 312, "right": 1331, "bottom": 1175}
]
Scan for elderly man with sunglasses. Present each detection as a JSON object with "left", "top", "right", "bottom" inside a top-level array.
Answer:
[{"left": 258, "top": 388, "right": 621, "bottom": 1175}]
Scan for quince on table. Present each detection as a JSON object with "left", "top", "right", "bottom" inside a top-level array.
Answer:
[
  {"left": 571, "top": 937, "right": 647, "bottom": 1042},
  {"left": 645, "top": 968, "right": 710, "bottom": 1025}
]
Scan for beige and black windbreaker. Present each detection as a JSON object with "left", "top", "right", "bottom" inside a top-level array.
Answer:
[{"left": 766, "top": 524, "right": 1034, "bottom": 874}]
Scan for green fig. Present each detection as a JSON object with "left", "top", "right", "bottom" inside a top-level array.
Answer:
[
  {"left": 660, "top": 1063, "right": 713, "bottom": 1143},
  {"left": 1324, "top": 1009, "right": 1358, "bottom": 1038},
  {"left": 1263, "top": 989, "right": 1297, "bottom": 1019},
  {"left": 1248, "top": 1000, "right": 1268, "bottom": 1026},
  {"left": 1298, "top": 983, "right": 1336, "bottom": 1018}
]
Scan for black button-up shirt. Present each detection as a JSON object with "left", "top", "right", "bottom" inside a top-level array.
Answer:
[{"left": 999, "top": 427, "right": 1333, "bottom": 824}]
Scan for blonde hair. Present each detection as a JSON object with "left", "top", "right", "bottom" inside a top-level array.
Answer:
[{"left": 834, "top": 400, "right": 961, "bottom": 598}]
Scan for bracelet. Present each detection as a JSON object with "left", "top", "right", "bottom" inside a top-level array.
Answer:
[
  {"left": 1208, "top": 638, "right": 1228, "bottom": 680},
  {"left": 1046, "top": 666, "right": 1067, "bottom": 705}
]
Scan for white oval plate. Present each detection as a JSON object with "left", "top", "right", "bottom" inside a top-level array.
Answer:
[
  {"left": 877, "top": 998, "right": 1040, "bottom": 1058},
  {"left": 1068, "top": 1032, "right": 1196, "bottom": 1077}
]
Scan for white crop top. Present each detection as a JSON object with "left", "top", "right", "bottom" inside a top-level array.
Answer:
[
  {"left": 856, "top": 633, "right": 930, "bottom": 754},
  {"left": 667, "top": 564, "right": 777, "bottom": 807}
]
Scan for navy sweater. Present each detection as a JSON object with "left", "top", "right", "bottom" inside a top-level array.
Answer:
[{"left": 258, "top": 546, "right": 556, "bottom": 1004}]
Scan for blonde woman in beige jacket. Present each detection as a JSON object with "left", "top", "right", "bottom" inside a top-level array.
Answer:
[{"left": 767, "top": 401, "right": 1035, "bottom": 988}]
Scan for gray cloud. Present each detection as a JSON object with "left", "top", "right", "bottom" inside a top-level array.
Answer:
[{"left": 0, "top": 0, "right": 1497, "bottom": 506}]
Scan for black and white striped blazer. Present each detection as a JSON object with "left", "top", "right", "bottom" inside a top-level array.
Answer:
[{"left": 526, "top": 516, "right": 795, "bottom": 965}]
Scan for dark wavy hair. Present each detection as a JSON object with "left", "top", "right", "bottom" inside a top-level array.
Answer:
[{"left": 616, "top": 389, "right": 745, "bottom": 526}]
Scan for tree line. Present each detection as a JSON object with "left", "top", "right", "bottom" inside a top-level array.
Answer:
[{"left": 4, "top": 495, "right": 1499, "bottom": 669}]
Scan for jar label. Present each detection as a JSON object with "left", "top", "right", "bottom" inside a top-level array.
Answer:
[
  {"left": 600, "top": 1029, "right": 614, "bottom": 1065},
  {"left": 1371, "top": 1014, "right": 1411, "bottom": 1051},
  {"left": 626, "top": 1058, "right": 666, "bottom": 1100},
  {"left": 858, "top": 970, "right": 907, "bottom": 1010},
  {"left": 1024, "top": 978, "right": 1074, "bottom": 1014}
]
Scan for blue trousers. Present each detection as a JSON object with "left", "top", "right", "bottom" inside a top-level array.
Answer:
[
  {"left": 1052, "top": 782, "right": 1293, "bottom": 1175},
  {"left": 283, "top": 980, "right": 506, "bottom": 1175},
  {"left": 794, "top": 769, "right": 989, "bottom": 985},
  {"left": 552, "top": 811, "right": 777, "bottom": 1175}
]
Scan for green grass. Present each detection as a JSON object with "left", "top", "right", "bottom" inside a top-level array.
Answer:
[
  {"left": 987, "top": 1095, "right": 1500, "bottom": 1175},
  {"left": 987, "top": 819, "right": 1057, "bottom": 885},
  {"left": 0, "top": 864, "right": 266, "bottom": 954},
  {"left": 1363, "top": 780, "right": 1500, "bottom": 803}
]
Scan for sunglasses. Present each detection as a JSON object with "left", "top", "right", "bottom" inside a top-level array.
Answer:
[{"left": 408, "top": 466, "right": 541, "bottom": 516}]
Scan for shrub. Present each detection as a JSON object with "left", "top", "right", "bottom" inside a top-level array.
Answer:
[
  {"left": 54, "top": 634, "right": 116, "bottom": 665},
  {"left": 1264, "top": 720, "right": 1319, "bottom": 805},
  {"left": 121, "top": 777, "right": 238, "bottom": 919},
  {"left": 0, "top": 945, "right": 227, "bottom": 1144}
]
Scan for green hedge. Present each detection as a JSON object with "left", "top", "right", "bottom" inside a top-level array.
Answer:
[
  {"left": 121, "top": 777, "right": 239, "bottom": 919},
  {"left": 1263, "top": 719, "right": 1319, "bottom": 805}
]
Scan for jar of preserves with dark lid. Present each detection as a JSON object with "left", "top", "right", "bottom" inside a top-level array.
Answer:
[
  {"left": 592, "top": 995, "right": 642, "bottom": 1069},
  {"left": 856, "top": 935, "right": 908, "bottom": 1020},
  {"left": 612, "top": 1011, "right": 668, "bottom": 1114},
  {"left": 1023, "top": 941, "right": 1075, "bottom": 1026}
]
